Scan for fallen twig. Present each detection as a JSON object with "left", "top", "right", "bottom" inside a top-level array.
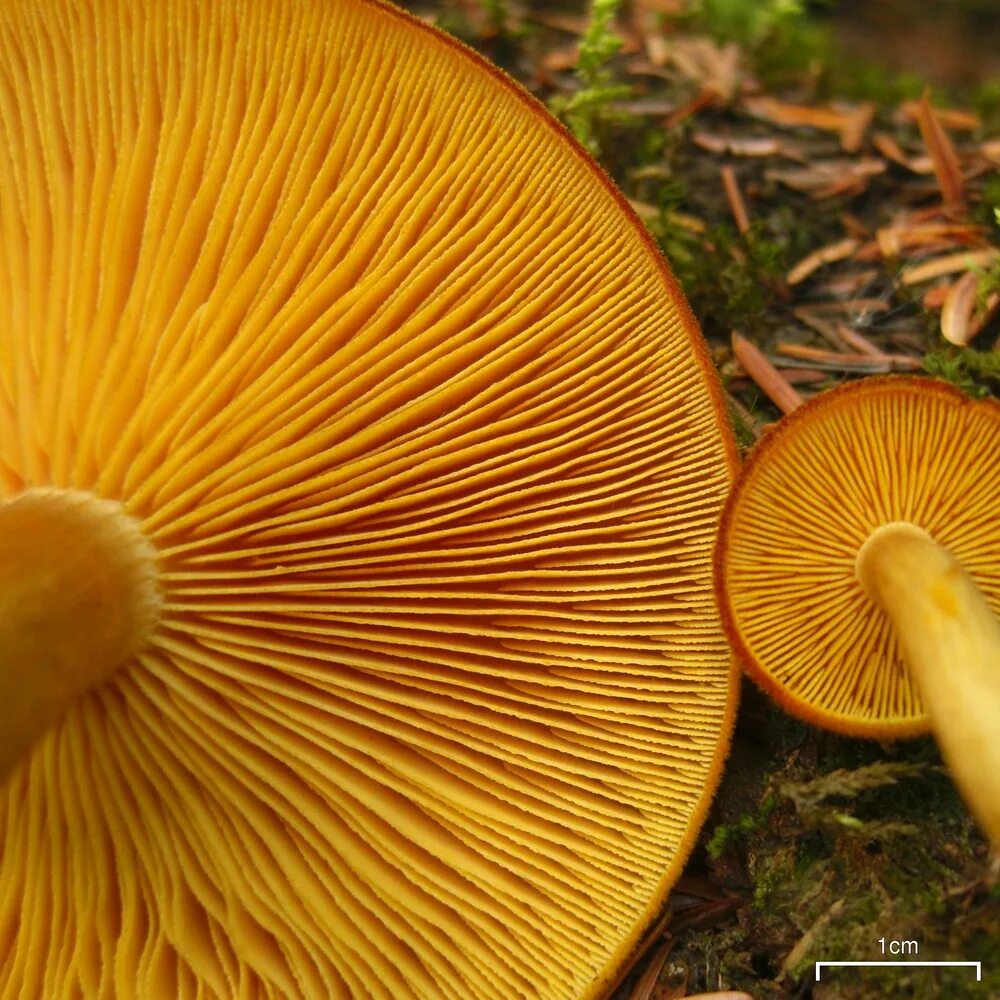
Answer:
[{"left": 732, "top": 332, "right": 804, "bottom": 414}]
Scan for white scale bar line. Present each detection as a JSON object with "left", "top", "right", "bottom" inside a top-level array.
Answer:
[{"left": 816, "top": 961, "right": 982, "bottom": 982}]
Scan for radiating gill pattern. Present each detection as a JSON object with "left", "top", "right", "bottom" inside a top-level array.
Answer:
[
  {"left": 719, "top": 378, "right": 1000, "bottom": 737},
  {"left": 0, "top": 1, "right": 737, "bottom": 997}
]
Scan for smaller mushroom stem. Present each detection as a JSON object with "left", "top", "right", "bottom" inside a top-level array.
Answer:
[
  {"left": 0, "top": 489, "right": 160, "bottom": 780},
  {"left": 856, "top": 521, "right": 1000, "bottom": 846}
]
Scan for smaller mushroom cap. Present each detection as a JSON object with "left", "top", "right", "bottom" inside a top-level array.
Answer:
[{"left": 715, "top": 376, "right": 1000, "bottom": 737}]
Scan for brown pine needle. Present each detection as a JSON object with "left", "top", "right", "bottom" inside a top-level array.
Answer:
[
  {"left": 730, "top": 368, "right": 827, "bottom": 389},
  {"left": 923, "top": 283, "right": 954, "bottom": 309},
  {"left": 780, "top": 900, "right": 847, "bottom": 980},
  {"left": 833, "top": 323, "right": 886, "bottom": 358},
  {"left": 793, "top": 311, "right": 887, "bottom": 358},
  {"left": 644, "top": 33, "right": 670, "bottom": 67},
  {"left": 766, "top": 158, "right": 885, "bottom": 196},
  {"left": 941, "top": 272, "right": 979, "bottom": 346},
  {"left": 721, "top": 166, "right": 750, "bottom": 235},
  {"left": 743, "top": 95, "right": 847, "bottom": 132},
  {"left": 776, "top": 343, "right": 921, "bottom": 373},
  {"left": 872, "top": 132, "right": 935, "bottom": 174},
  {"left": 806, "top": 297, "right": 892, "bottom": 314},
  {"left": 982, "top": 138, "right": 1000, "bottom": 165},
  {"left": 941, "top": 271, "right": 1000, "bottom": 346},
  {"left": 839, "top": 102, "right": 875, "bottom": 154},
  {"left": 900, "top": 100, "right": 980, "bottom": 131},
  {"left": 873, "top": 132, "right": 917, "bottom": 171},
  {"left": 793, "top": 308, "right": 846, "bottom": 347},
  {"left": 900, "top": 248, "right": 998, "bottom": 285},
  {"left": 916, "top": 92, "right": 966, "bottom": 212},
  {"left": 626, "top": 937, "right": 674, "bottom": 1000},
  {"left": 787, "top": 238, "right": 860, "bottom": 285},
  {"left": 692, "top": 132, "right": 782, "bottom": 157},
  {"left": 664, "top": 88, "right": 717, "bottom": 129},
  {"left": 627, "top": 198, "right": 660, "bottom": 222},
  {"left": 814, "top": 268, "right": 881, "bottom": 297},
  {"left": 633, "top": 0, "right": 685, "bottom": 13},
  {"left": 605, "top": 910, "right": 673, "bottom": 997},
  {"left": 732, "top": 332, "right": 804, "bottom": 414},
  {"left": 876, "top": 222, "right": 987, "bottom": 258}
]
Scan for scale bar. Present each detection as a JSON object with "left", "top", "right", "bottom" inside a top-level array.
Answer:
[{"left": 816, "top": 961, "right": 981, "bottom": 982}]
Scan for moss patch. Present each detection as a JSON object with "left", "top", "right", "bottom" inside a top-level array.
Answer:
[{"left": 670, "top": 684, "right": 999, "bottom": 998}]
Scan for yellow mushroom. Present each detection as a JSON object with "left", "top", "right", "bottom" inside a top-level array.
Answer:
[
  {"left": 716, "top": 376, "right": 1000, "bottom": 844},
  {"left": 0, "top": 0, "right": 738, "bottom": 996}
]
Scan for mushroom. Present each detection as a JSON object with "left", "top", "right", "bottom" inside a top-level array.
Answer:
[
  {"left": 715, "top": 376, "right": 1000, "bottom": 843},
  {"left": 0, "top": 0, "right": 738, "bottom": 997}
]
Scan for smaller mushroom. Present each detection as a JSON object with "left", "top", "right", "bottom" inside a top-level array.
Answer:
[{"left": 714, "top": 376, "right": 1000, "bottom": 844}]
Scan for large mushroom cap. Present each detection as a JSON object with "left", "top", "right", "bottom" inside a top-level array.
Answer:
[
  {"left": 716, "top": 376, "right": 1000, "bottom": 738},
  {"left": 0, "top": 0, "right": 737, "bottom": 997}
]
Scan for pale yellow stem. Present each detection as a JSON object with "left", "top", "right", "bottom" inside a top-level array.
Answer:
[
  {"left": 0, "top": 489, "right": 160, "bottom": 779},
  {"left": 856, "top": 521, "right": 1000, "bottom": 846}
]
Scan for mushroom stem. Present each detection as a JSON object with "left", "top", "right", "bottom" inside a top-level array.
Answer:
[
  {"left": 856, "top": 521, "right": 1000, "bottom": 845},
  {"left": 0, "top": 489, "right": 160, "bottom": 779}
]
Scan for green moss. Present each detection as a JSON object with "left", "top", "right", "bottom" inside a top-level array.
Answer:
[
  {"left": 685, "top": 0, "right": 832, "bottom": 87},
  {"left": 974, "top": 80, "right": 1000, "bottom": 133},
  {"left": 574, "top": 0, "right": 624, "bottom": 82},
  {"left": 836, "top": 66, "right": 926, "bottom": 106},
  {"left": 548, "top": 0, "right": 632, "bottom": 156},
  {"left": 975, "top": 254, "right": 1000, "bottom": 307},
  {"left": 681, "top": 0, "right": 914, "bottom": 99},
  {"left": 476, "top": 0, "right": 511, "bottom": 35},
  {"left": 923, "top": 348, "right": 1000, "bottom": 397},
  {"left": 649, "top": 218, "right": 789, "bottom": 339},
  {"left": 549, "top": 85, "right": 634, "bottom": 156},
  {"left": 683, "top": 738, "right": 998, "bottom": 998},
  {"left": 726, "top": 400, "right": 761, "bottom": 451},
  {"left": 707, "top": 792, "right": 777, "bottom": 860},
  {"left": 686, "top": 0, "right": 811, "bottom": 46},
  {"left": 684, "top": 0, "right": 988, "bottom": 105}
]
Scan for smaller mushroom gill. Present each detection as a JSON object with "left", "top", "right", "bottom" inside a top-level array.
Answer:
[
  {"left": 0, "top": 488, "right": 161, "bottom": 777},
  {"left": 717, "top": 376, "right": 999, "bottom": 735}
]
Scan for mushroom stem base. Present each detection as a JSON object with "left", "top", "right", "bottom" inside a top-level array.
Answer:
[
  {"left": 0, "top": 489, "right": 160, "bottom": 779},
  {"left": 856, "top": 521, "right": 1000, "bottom": 846}
]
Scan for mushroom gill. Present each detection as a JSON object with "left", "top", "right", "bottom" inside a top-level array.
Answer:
[
  {"left": 716, "top": 376, "right": 999, "bottom": 737},
  {"left": 0, "top": 1, "right": 738, "bottom": 997}
]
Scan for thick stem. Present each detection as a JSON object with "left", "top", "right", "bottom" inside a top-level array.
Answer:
[
  {"left": 856, "top": 521, "right": 1000, "bottom": 846},
  {"left": 0, "top": 489, "right": 160, "bottom": 779}
]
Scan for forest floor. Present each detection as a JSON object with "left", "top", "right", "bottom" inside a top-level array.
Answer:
[{"left": 399, "top": 2, "right": 1000, "bottom": 997}]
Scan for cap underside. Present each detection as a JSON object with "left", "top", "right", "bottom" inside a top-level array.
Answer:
[
  {"left": 716, "top": 377, "right": 1000, "bottom": 737},
  {"left": 0, "top": 1, "right": 737, "bottom": 997}
]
